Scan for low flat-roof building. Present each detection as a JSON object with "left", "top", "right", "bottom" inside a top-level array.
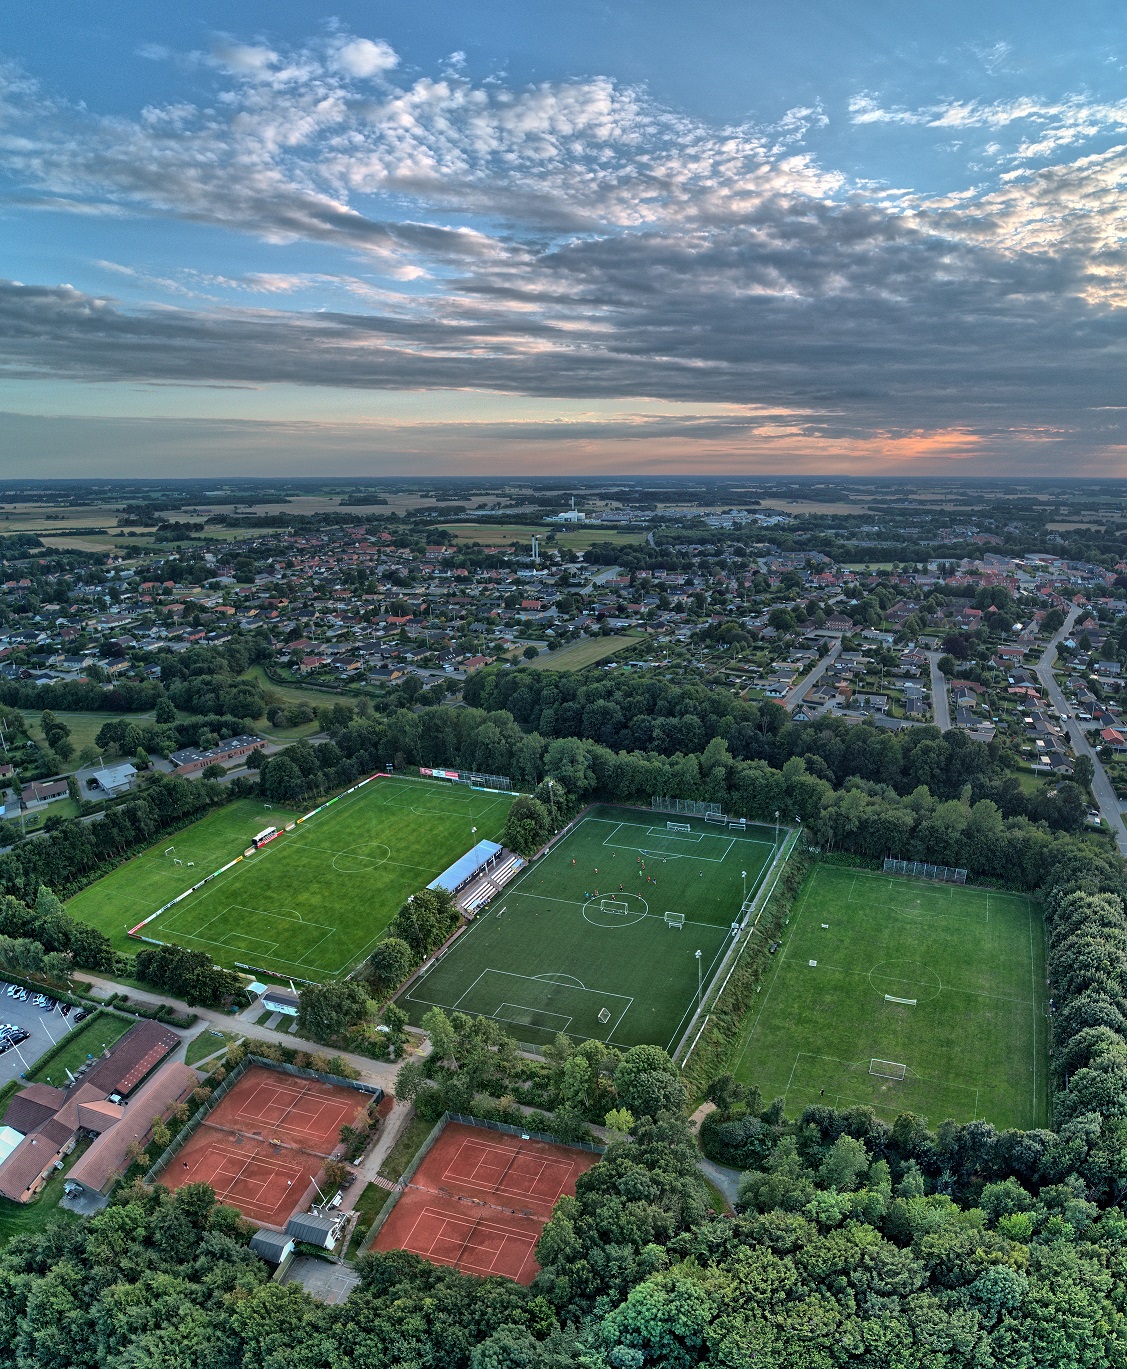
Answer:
[{"left": 169, "top": 734, "right": 261, "bottom": 776}]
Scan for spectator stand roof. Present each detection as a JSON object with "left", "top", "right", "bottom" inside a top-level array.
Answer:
[{"left": 428, "top": 840, "right": 503, "bottom": 895}]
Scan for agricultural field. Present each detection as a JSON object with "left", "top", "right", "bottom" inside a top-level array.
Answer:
[
  {"left": 523, "top": 636, "right": 638, "bottom": 671},
  {"left": 443, "top": 523, "right": 646, "bottom": 553},
  {"left": 68, "top": 780, "right": 512, "bottom": 980},
  {"left": 404, "top": 807, "right": 780, "bottom": 1052},
  {"left": 729, "top": 865, "right": 1048, "bottom": 1129}
]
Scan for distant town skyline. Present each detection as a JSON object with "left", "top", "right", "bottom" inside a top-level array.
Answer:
[{"left": 2, "top": 2, "right": 1127, "bottom": 476}]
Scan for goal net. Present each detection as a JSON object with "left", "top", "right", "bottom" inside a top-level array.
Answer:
[
  {"left": 664, "top": 911, "right": 685, "bottom": 929},
  {"left": 600, "top": 898, "right": 629, "bottom": 916},
  {"left": 597, "top": 1008, "right": 611, "bottom": 1023},
  {"left": 666, "top": 821, "right": 690, "bottom": 833},
  {"left": 869, "top": 1059, "right": 907, "bottom": 1080}
]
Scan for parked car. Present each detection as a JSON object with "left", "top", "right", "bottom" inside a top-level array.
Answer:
[{"left": 73, "top": 1009, "right": 89, "bottom": 1023}]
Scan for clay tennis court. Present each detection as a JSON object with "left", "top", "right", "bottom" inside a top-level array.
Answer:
[
  {"left": 371, "top": 1122, "right": 599, "bottom": 1283},
  {"left": 160, "top": 1065, "right": 370, "bottom": 1227}
]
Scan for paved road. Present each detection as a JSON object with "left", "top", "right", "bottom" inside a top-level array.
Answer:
[
  {"left": 784, "top": 640, "right": 841, "bottom": 711},
  {"left": 1035, "top": 606, "right": 1127, "bottom": 857},
  {"left": 81, "top": 972, "right": 401, "bottom": 1092},
  {"left": 925, "top": 650, "right": 951, "bottom": 731}
]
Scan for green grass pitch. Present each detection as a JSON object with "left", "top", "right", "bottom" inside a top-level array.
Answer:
[
  {"left": 403, "top": 806, "right": 780, "bottom": 1051},
  {"left": 728, "top": 864, "right": 1048, "bottom": 1129},
  {"left": 68, "top": 779, "right": 514, "bottom": 980}
]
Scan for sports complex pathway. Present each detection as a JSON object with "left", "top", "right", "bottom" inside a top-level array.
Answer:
[{"left": 79, "top": 972, "right": 401, "bottom": 1092}]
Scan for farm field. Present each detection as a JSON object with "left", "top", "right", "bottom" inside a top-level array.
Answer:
[
  {"left": 404, "top": 806, "right": 779, "bottom": 1051},
  {"left": 442, "top": 523, "right": 646, "bottom": 553},
  {"left": 69, "top": 780, "right": 513, "bottom": 980},
  {"left": 728, "top": 865, "right": 1048, "bottom": 1129},
  {"left": 523, "top": 636, "right": 638, "bottom": 671}
]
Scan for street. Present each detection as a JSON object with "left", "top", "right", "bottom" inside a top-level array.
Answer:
[
  {"left": 925, "top": 650, "right": 951, "bottom": 731},
  {"left": 1035, "top": 605, "right": 1127, "bottom": 857},
  {"left": 784, "top": 640, "right": 841, "bottom": 711}
]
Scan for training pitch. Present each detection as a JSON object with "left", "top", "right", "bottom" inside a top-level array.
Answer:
[
  {"left": 728, "top": 864, "right": 1048, "bottom": 1129},
  {"left": 403, "top": 806, "right": 780, "bottom": 1051},
  {"left": 68, "top": 779, "right": 513, "bottom": 980}
]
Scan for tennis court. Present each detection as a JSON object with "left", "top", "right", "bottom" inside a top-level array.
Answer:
[
  {"left": 371, "top": 1121, "right": 600, "bottom": 1283},
  {"left": 160, "top": 1065, "right": 370, "bottom": 1227}
]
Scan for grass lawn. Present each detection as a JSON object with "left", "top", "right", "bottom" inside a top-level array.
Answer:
[
  {"left": 524, "top": 636, "right": 638, "bottom": 671},
  {"left": 378, "top": 1113, "right": 434, "bottom": 1184},
  {"left": 0, "top": 1141, "right": 89, "bottom": 1247},
  {"left": 404, "top": 806, "right": 778, "bottom": 1052},
  {"left": 70, "top": 779, "right": 513, "bottom": 980},
  {"left": 20, "top": 710, "right": 155, "bottom": 770},
  {"left": 68, "top": 797, "right": 301, "bottom": 953},
  {"left": 727, "top": 864, "right": 1048, "bottom": 1130},
  {"left": 29, "top": 1011, "right": 134, "bottom": 1087},
  {"left": 346, "top": 1180, "right": 389, "bottom": 1258},
  {"left": 185, "top": 1029, "right": 241, "bottom": 1067}
]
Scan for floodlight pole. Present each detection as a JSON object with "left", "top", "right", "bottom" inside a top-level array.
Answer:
[
  {"left": 695, "top": 948, "right": 702, "bottom": 1005},
  {"left": 774, "top": 809, "right": 779, "bottom": 847},
  {"left": 741, "top": 870, "right": 747, "bottom": 901}
]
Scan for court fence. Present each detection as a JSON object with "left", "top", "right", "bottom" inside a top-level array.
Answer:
[
  {"left": 883, "top": 858, "right": 968, "bottom": 884},
  {"left": 143, "top": 1054, "right": 382, "bottom": 1188},
  {"left": 364, "top": 1110, "right": 605, "bottom": 1247}
]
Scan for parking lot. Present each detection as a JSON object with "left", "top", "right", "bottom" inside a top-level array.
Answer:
[{"left": 0, "top": 986, "right": 86, "bottom": 1089}]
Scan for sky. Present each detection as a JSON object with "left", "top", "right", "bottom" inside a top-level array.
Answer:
[{"left": 2, "top": 1, "right": 1127, "bottom": 479}]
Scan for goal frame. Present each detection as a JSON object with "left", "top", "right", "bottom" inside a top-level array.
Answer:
[{"left": 666, "top": 821, "right": 691, "bottom": 834}]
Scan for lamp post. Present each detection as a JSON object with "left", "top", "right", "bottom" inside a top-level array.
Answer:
[
  {"left": 774, "top": 809, "right": 779, "bottom": 847},
  {"left": 741, "top": 870, "right": 747, "bottom": 902},
  {"left": 695, "top": 948, "right": 702, "bottom": 1006}
]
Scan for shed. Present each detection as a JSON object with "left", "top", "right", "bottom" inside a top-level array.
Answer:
[
  {"left": 286, "top": 1211, "right": 344, "bottom": 1249},
  {"left": 250, "top": 1229, "right": 295, "bottom": 1264}
]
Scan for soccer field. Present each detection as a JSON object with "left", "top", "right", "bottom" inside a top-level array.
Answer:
[
  {"left": 403, "top": 806, "right": 780, "bottom": 1052},
  {"left": 728, "top": 865, "right": 1048, "bottom": 1129},
  {"left": 68, "top": 778, "right": 513, "bottom": 980}
]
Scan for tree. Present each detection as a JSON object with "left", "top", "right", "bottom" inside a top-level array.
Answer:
[
  {"left": 200, "top": 763, "right": 226, "bottom": 780},
  {"left": 367, "top": 936, "right": 414, "bottom": 993},
  {"left": 523, "top": 645, "right": 540, "bottom": 660},
  {"left": 501, "top": 795, "right": 552, "bottom": 856},
  {"left": 604, "top": 1107, "right": 635, "bottom": 1140},
  {"left": 1073, "top": 755, "right": 1095, "bottom": 792},
  {"left": 614, "top": 1045, "right": 685, "bottom": 1119},
  {"left": 422, "top": 1006, "right": 456, "bottom": 1065},
  {"left": 297, "top": 980, "right": 373, "bottom": 1042}
]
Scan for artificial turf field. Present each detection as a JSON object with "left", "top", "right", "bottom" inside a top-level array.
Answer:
[
  {"left": 728, "top": 865, "right": 1048, "bottom": 1130},
  {"left": 68, "top": 779, "right": 513, "bottom": 979},
  {"left": 403, "top": 806, "right": 780, "bottom": 1052}
]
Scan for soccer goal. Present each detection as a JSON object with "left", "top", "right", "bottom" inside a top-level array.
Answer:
[
  {"left": 597, "top": 1008, "right": 612, "bottom": 1023},
  {"left": 664, "top": 911, "right": 685, "bottom": 930},
  {"left": 885, "top": 995, "right": 917, "bottom": 1006},
  {"left": 600, "top": 898, "right": 630, "bottom": 917},
  {"left": 869, "top": 1059, "right": 907, "bottom": 1080},
  {"left": 666, "top": 821, "right": 690, "bottom": 834}
]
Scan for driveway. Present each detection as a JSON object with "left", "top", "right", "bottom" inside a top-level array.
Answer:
[
  {"left": 282, "top": 1257, "right": 360, "bottom": 1304},
  {"left": 1035, "top": 606, "right": 1127, "bottom": 857}
]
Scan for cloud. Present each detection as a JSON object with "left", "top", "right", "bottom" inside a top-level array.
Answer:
[
  {"left": 333, "top": 37, "right": 398, "bottom": 79},
  {"left": 5, "top": 34, "right": 1127, "bottom": 468}
]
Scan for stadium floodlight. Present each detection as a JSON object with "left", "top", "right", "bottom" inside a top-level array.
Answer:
[{"left": 696, "top": 948, "right": 702, "bottom": 1005}]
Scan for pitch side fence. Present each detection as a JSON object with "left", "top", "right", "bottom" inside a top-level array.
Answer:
[{"left": 883, "top": 858, "right": 967, "bottom": 884}]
